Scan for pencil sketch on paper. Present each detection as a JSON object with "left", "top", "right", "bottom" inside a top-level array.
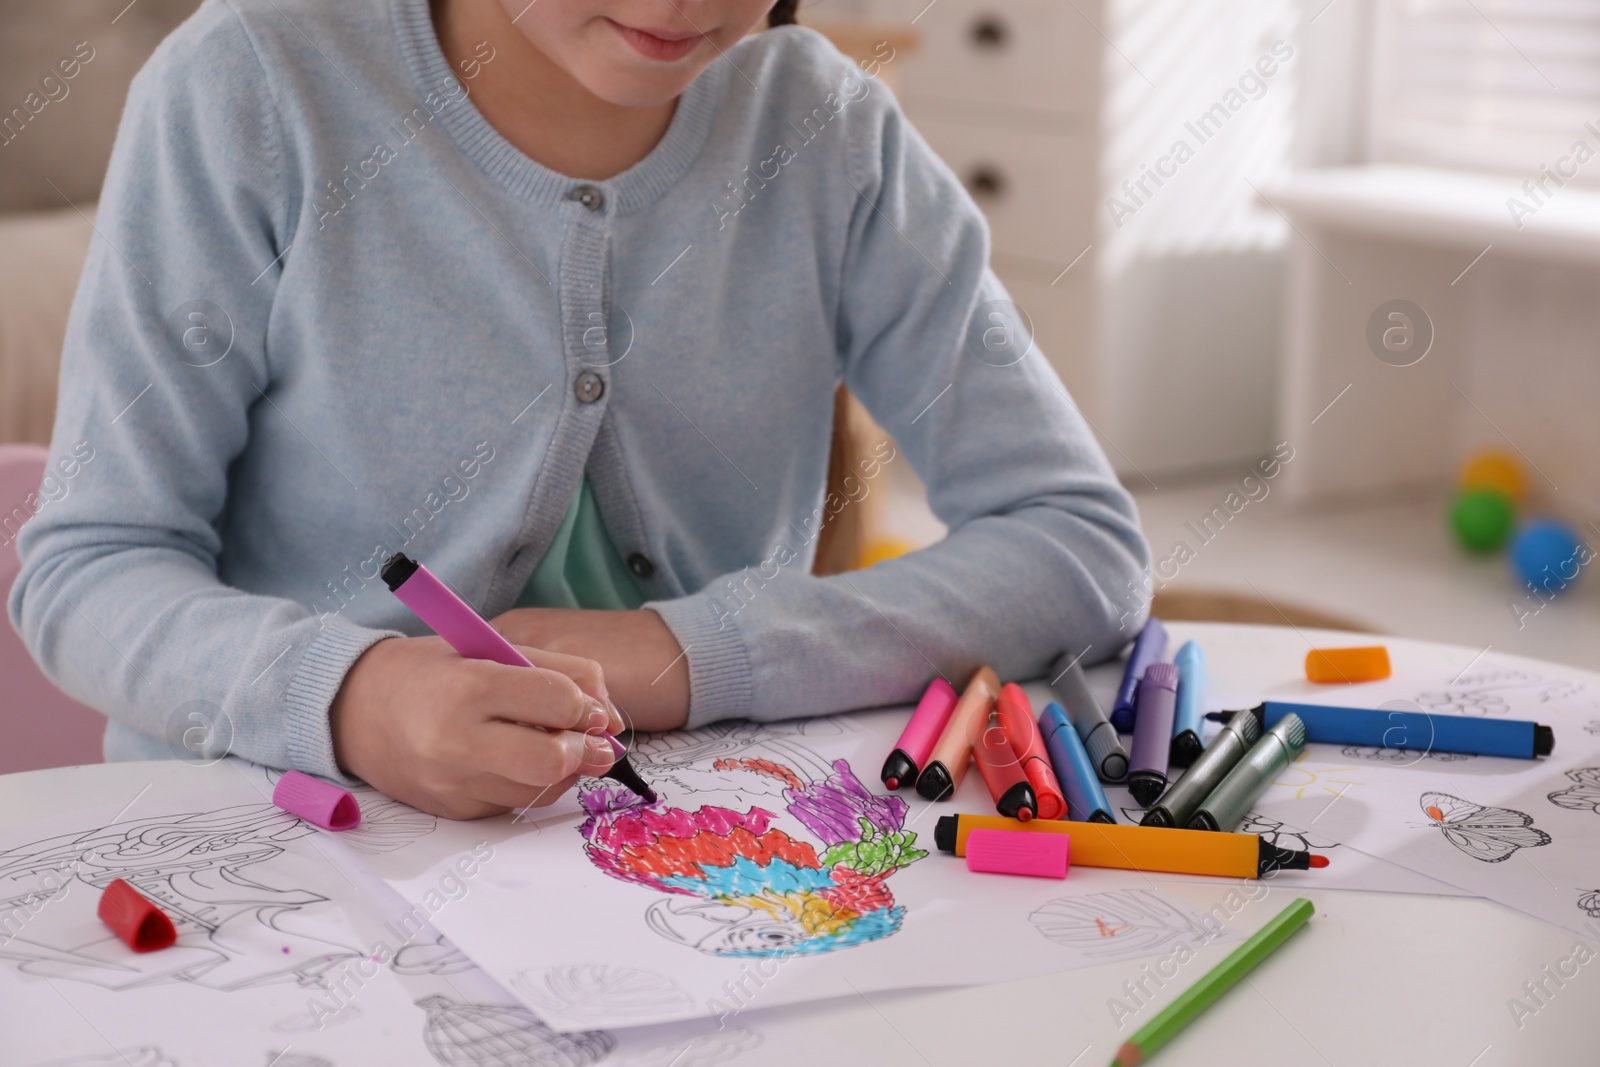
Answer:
[
  {"left": 0, "top": 804, "right": 365, "bottom": 992},
  {"left": 1579, "top": 889, "right": 1600, "bottom": 918},
  {"left": 577, "top": 732, "right": 926, "bottom": 958},
  {"left": 1340, "top": 745, "right": 1476, "bottom": 765},
  {"left": 1419, "top": 792, "right": 1552, "bottom": 863},
  {"left": 1547, "top": 768, "right": 1600, "bottom": 815},
  {"left": 260, "top": 769, "right": 439, "bottom": 855},
  {"left": 616, "top": 1026, "right": 763, "bottom": 1067},
  {"left": 1028, "top": 890, "right": 1222, "bottom": 961},
  {"left": 1236, "top": 813, "right": 1340, "bottom": 853},
  {"left": 1412, "top": 669, "right": 1590, "bottom": 717},
  {"left": 392, "top": 934, "right": 476, "bottom": 976},
  {"left": 417, "top": 994, "right": 614, "bottom": 1066},
  {"left": 510, "top": 964, "right": 695, "bottom": 1026}
]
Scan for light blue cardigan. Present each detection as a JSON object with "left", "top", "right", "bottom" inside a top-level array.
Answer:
[{"left": 9, "top": 0, "right": 1151, "bottom": 781}]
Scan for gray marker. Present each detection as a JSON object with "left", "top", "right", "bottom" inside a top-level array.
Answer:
[
  {"left": 1048, "top": 651, "right": 1129, "bottom": 782},
  {"left": 1141, "top": 709, "right": 1261, "bottom": 828},
  {"left": 1188, "top": 713, "right": 1308, "bottom": 832}
]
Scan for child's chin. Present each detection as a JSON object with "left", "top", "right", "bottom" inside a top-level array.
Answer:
[{"left": 581, "top": 52, "right": 707, "bottom": 108}]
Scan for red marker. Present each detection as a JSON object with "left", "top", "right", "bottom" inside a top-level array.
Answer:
[
  {"left": 881, "top": 678, "right": 960, "bottom": 790},
  {"left": 995, "top": 683, "right": 1067, "bottom": 821},
  {"left": 974, "top": 710, "right": 1037, "bottom": 821}
]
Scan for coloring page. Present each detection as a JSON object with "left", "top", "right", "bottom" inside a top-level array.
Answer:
[
  {"left": 349, "top": 714, "right": 1241, "bottom": 1030},
  {"left": 1204, "top": 659, "right": 1600, "bottom": 935},
  {"left": 0, "top": 781, "right": 890, "bottom": 1065}
]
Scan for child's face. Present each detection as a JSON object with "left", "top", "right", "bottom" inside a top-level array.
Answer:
[{"left": 500, "top": 0, "right": 776, "bottom": 108}]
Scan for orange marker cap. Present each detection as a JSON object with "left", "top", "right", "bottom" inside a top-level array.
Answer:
[{"left": 1305, "top": 645, "right": 1391, "bottom": 683}]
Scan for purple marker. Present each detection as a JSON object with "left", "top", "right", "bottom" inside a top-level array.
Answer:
[
  {"left": 1111, "top": 617, "right": 1167, "bottom": 734},
  {"left": 1127, "top": 662, "right": 1179, "bottom": 808},
  {"left": 379, "top": 553, "right": 656, "bottom": 804}
]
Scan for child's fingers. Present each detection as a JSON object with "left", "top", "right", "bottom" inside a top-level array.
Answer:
[
  {"left": 472, "top": 662, "right": 605, "bottom": 733},
  {"left": 516, "top": 644, "right": 615, "bottom": 714},
  {"left": 480, "top": 719, "right": 615, "bottom": 786},
  {"left": 469, "top": 771, "right": 584, "bottom": 813}
]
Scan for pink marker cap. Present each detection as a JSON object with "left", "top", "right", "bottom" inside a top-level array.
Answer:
[
  {"left": 965, "top": 828, "right": 1070, "bottom": 879},
  {"left": 273, "top": 770, "right": 361, "bottom": 831}
]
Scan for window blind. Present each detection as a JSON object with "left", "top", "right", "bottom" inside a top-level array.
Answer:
[{"left": 1368, "top": 0, "right": 1600, "bottom": 181}]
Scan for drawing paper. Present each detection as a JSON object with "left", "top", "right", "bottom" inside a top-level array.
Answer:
[
  {"left": 0, "top": 781, "right": 882, "bottom": 1066},
  {"left": 346, "top": 714, "right": 1244, "bottom": 1030},
  {"left": 1211, "top": 661, "right": 1600, "bottom": 936}
]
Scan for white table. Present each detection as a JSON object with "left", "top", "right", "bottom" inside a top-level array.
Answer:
[{"left": 5, "top": 622, "right": 1594, "bottom": 1064}]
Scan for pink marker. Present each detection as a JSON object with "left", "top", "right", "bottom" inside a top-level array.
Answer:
[
  {"left": 881, "top": 678, "right": 960, "bottom": 790},
  {"left": 380, "top": 553, "right": 655, "bottom": 803},
  {"left": 965, "top": 828, "right": 1070, "bottom": 879}
]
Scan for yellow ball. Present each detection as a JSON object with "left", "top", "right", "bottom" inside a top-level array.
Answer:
[
  {"left": 858, "top": 537, "right": 917, "bottom": 569},
  {"left": 1459, "top": 450, "right": 1526, "bottom": 503}
]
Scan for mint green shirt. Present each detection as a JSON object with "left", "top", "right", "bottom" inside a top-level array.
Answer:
[{"left": 513, "top": 475, "right": 644, "bottom": 611}]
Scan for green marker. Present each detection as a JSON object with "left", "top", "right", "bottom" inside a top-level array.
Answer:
[{"left": 1109, "top": 897, "right": 1315, "bottom": 1067}]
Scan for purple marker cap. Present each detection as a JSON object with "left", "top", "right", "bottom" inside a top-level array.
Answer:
[
  {"left": 273, "top": 770, "right": 361, "bottom": 831},
  {"left": 1141, "top": 663, "right": 1180, "bottom": 692}
]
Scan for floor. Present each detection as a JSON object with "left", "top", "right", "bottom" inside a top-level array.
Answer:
[{"left": 872, "top": 465, "right": 1600, "bottom": 674}]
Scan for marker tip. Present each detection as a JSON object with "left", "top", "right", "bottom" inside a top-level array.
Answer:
[
  {"left": 1309, "top": 854, "right": 1330, "bottom": 868},
  {"left": 884, "top": 777, "right": 899, "bottom": 791}
]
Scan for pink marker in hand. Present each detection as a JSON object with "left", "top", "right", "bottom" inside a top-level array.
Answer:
[{"left": 380, "top": 553, "right": 656, "bottom": 803}]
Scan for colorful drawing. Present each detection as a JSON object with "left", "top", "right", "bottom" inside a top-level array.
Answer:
[
  {"left": 577, "top": 757, "right": 925, "bottom": 958},
  {"left": 1420, "top": 792, "right": 1551, "bottom": 863},
  {"left": 1547, "top": 768, "right": 1600, "bottom": 814}
]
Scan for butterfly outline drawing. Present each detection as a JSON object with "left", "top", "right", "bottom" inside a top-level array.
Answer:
[
  {"left": 1548, "top": 768, "right": 1600, "bottom": 815},
  {"left": 1419, "top": 791, "right": 1551, "bottom": 863}
]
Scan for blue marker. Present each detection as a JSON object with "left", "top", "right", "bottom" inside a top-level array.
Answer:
[
  {"left": 1111, "top": 617, "right": 1168, "bottom": 733},
  {"left": 1171, "top": 640, "right": 1206, "bottom": 767},
  {"left": 1039, "top": 701, "right": 1115, "bottom": 823},
  {"left": 1210, "top": 701, "right": 1554, "bottom": 760}
]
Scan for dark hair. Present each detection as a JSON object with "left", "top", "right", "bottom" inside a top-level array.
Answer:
[{"left": 768, "top": 0, "right": 799, "bottom": 27}]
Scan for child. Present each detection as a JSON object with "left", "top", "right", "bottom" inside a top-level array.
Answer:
[{"left": 10, "top": 0, "right": 1150, "bottom": 819}]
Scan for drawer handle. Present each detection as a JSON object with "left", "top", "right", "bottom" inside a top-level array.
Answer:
[
  {"left": 966, "top": 165, "right": 1006, "bottom": 199},
  {"left": 970, "top": 15, "right": 1008, "bottom": 49}
]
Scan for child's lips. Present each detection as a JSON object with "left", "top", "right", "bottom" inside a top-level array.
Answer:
[{"left": 607, "top": 18, "right": 705, "bottom": 61}]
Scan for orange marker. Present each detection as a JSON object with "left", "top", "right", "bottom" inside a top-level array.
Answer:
[
  {"left": 915, "top": 666, "right": 999, "bottom": 800},
  {"left": 932, "top": 814, "right": 1330, "bottom": 879},
  {"left": 974, "top": 710, "right": 1036, "bottom": 820},
  {"left": 1305, "top": 645, "right": 1391, "bottom": 683},
  {"left": 995, "top": 683, "right": 1067, "bottom": 820}
]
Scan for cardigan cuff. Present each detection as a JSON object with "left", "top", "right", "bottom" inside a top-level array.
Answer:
[
  {"left": 643, "top": 593, "right": 755, "bottom": 729},
  {"left": 281, "top": 616, "right": 403, "bottom": 783}
]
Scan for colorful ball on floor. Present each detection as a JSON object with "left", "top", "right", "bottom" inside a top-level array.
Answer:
[
  {"left": 1459, "top": 449, "right": 1526, "bottom": 503},
  {"left": 1450, "top": 487, "right": 1515, "bottom": 553},
  {"left": 1510, "top": 519, "right": 1586, "bottom": 596}
]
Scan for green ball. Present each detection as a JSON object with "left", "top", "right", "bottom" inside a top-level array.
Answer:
[{"left": 1451, "top": 487, "right": 1516, "bottom": 553}]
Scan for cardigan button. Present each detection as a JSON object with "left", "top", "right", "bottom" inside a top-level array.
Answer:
[
  {"left": 569, "top": 184, "right": 604, "bottom": 211},
  {"left": 627, "top": 553, "right": 655, "bottom": 579},
  {"left": 574, "top": 371, "right": 605, "bottom": 403}
]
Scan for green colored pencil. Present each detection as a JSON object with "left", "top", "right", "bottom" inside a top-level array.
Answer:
[{"left": 1110, "top": 897, "right": 1315, "bottom": 1066}]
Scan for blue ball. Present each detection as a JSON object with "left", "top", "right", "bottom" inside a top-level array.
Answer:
[{"left": 1511, "top": 519, "right": 1586, "bottom": 596}]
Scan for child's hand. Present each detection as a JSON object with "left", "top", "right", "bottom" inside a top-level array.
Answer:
[
  {"left": 329, "top": 635, "right": 625, "bottom": 819},
  {"left": 489, "top": 608, "right": 691, "bottom": 733}
]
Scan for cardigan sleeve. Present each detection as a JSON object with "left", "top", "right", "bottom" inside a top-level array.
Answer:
[{"left": 647, "top": 73, "right": 1151, "bottom": 728}]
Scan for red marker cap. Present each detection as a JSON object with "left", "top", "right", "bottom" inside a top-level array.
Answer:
[
  {"left": 965, "top": 828, "right": 1070, "bottom": 879},
  {"left": 273, "top": 770, "right": 361, "bottom": 831},
  {"left": 98, "top": 878, "right": 177, "bottom": 952}
]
